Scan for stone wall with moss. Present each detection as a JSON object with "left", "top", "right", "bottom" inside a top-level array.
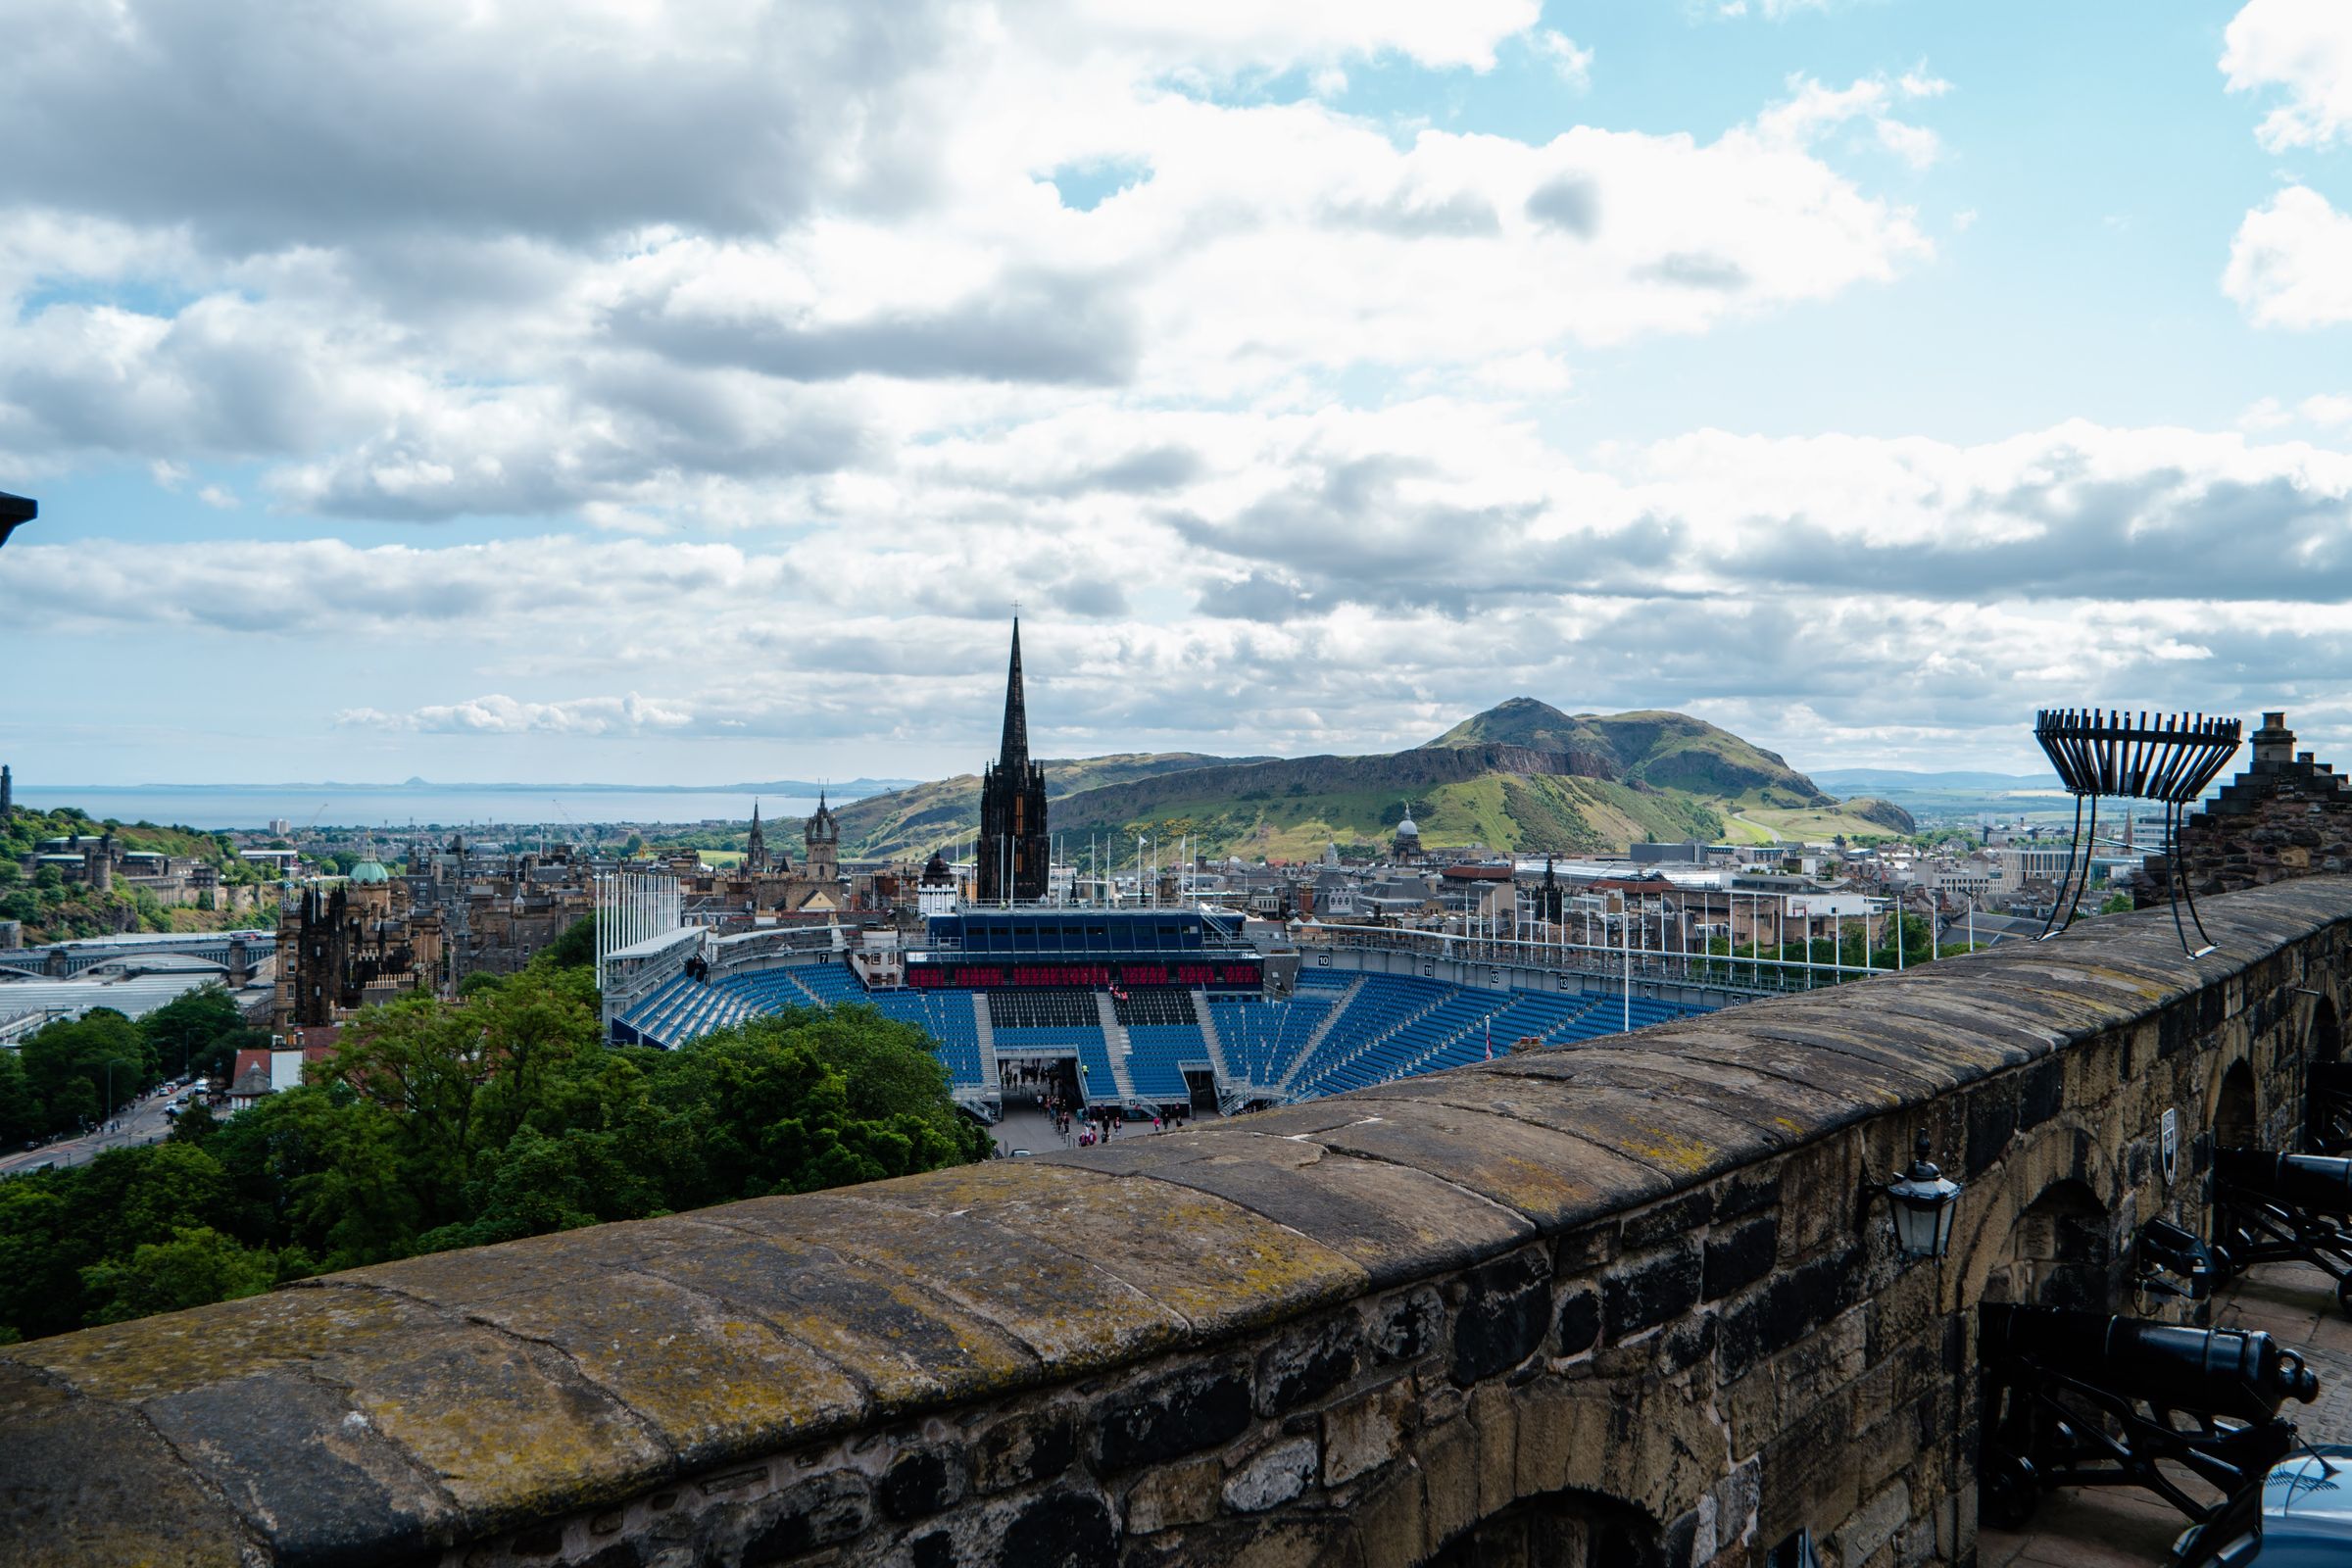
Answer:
[{"left": 4, "top": 881, "right": 2348, "bottom": 1568}]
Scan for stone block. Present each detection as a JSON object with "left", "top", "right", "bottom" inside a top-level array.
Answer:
[
  {"left": 995, "top": 1487, "right": 1117, "bottom": 1568},
  {"left": 971, "top": 1410, "right": 1076, "bottom": 1494},
  {"left": 2016, "top": 1056, "right": 2065, "bottom": 1131},
  {"left": 1756, "top": 1388, "right": 1858, "bottom": 1546},
  {"left": 1257, "top": 1313, "right": 1363, "bottom": 1415},
  {"left": 1777, "top": 1307, "right": 1867, "bottom": 1413},
  {"left": 1718, "top": 1243, "right": 1861, "bottom": 1378},
  {"left": 1417, "top": 1409, "right": 1482, "bottom": 1549},
  {"left": 1124, "top": 1454, "right": 1224, "bottom": 1535},
  {"left": 1223, "top": 1437, "right": 1318, "bottom": 1514},
  {"left": 1451, "top": 1250, "right": 1553, "bottom": 1384},
  {"left": 739, "top": 1470, "right": 870, "bottom": 1564},
  {"left": 1351, "top": 1454, "right": 1429, "bottom": 1568},
  {"left": 1777, "top": 1138, "right": 1856, "bottom": 1262},
  {"left": 1601, "top": 1241, "right": 1702, "bottom": 1343},
  {"left": 877, "top": 1444, "right": 968, "bottom": 1521},
  {"left": 1323, "top": 1378, "right": 1412, "bottom": 1487},
  {"left": 1554, "top": 1285, "right": 1601, "bottom": 1357},
  {"left": 1553, "top": 1224, "right": 1619, "bottom": 1274},
  {"left": 1371, "top": 1287, "right": 1444, "bottom": 1365},
  {"left": 1719, "top": 1166, "right": 1784, "bottom": 1221},
  {"left": 1625, "top": 1187, "right": 1716, "bottom": 1249},
  {"left": 1834, "top": 1478, "right": 1910, "bottom": 1568},
  {"left": 1702, "top": 1218, "right": 1779, "bottom": 1301},
  {"left": 1723, "top": 1368, "right": 1780, "bottom": 1462},
  {"left": 1093, "top": 1362, "right": 1254, "bottom": 1473}
]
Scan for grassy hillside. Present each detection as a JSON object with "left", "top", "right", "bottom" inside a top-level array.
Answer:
[
  {"left": 835, "top": 699, "right": 1915, "bottom": 863},
  {"left": 1425, "top": 699, "right": 1832, "bottom": 806},
  {"left": 831, "top": 752, "right": 1263, "bottom": 860},
  {"left": 0, "top": 805, "right": 268, "bottom": 942}
]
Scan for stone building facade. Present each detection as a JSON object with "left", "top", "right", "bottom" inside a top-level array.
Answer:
[
  {"left": 2140, "top": 710, "right": 2352, "bottom": 905},
  {"left": 275, "top": 874, "right": 444, "bottom": 1028}
]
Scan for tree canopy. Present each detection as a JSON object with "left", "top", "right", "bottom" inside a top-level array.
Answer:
[{"left": 0, "top": 958, "right": 988, "bottom": 1342}]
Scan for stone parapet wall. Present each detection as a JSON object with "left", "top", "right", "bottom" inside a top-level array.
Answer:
[{"left": 5, "top": 881, "right": 2349, "bottom": 1568}]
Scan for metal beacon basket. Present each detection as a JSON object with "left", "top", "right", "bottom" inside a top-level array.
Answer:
[{"left": 2031, "top": 710, "right": 2240, "bottom": 957}]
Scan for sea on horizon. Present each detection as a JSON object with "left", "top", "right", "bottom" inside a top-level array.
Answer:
[{"left": 13, "top": 786, "right": 828, "bottom": 833}]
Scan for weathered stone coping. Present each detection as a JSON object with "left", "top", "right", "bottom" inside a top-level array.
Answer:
[{"left": 4, "top": 879, "right": 2347, "bottom": 1565}]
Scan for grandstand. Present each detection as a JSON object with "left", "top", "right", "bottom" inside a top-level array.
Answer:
[{"left": 612, "top": 907, "right": 1716, "bottom": 1118}]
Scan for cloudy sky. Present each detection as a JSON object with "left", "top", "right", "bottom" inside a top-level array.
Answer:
[{"left": 7, "top": 0, "right": 2352, "bottom": 786}]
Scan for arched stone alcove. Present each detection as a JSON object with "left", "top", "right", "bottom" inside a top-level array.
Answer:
[
  {"left": 1424, "top": 1490, "right": 1664, "bottom": 1568},
  {"left": 1983, "top": 1177, "right": 2113, "bottom": 1312}
]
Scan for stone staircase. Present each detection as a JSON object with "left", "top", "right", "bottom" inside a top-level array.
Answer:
[
  {"left": 1094, "top": 993, "right": 1140, "bottom": 1104},
  {"left": 972, "top": 993, "right": 999, "bottom": 1093},
  {"left": 1276, "top": 975, "right": 1365, "bottom": 1100}
]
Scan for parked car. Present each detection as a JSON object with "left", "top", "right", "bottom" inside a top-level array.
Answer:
[{"left": 2172, "top": 1446, "right": 2352, "bottom": 1566}]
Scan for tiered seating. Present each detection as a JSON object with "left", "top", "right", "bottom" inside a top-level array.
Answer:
[
  {"left": 1113, "top": 991, "right": 1196, "bottom": 1026},
  {"left": 618, "top": 957, "right": 1713, "bottom": 1108},
  {"left": 1125, "top": 1024, "right": 1208, "bottom": 1101},
  {"left": 864, "top": 989, "right": 985, "bottom": 1087},
  {"left": 616, "top": 972, "right": 758, "bottom": 1048},
  {"left": 1207, "top": 996, "right": 1300, "bottom": 1085},
  {"left": 988, "top": 991, "right": 1099, "bottom": 1028}
]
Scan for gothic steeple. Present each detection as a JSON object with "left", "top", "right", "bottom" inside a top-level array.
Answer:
[
  {"left": 977, "top": 617, "right": 1050, "bottom": 904},
  {"left": 1000, "top": 617, "right": 1029, "bottom": 767},
  {"left": 745, "top": 800, "right": 768, "bottom": 875}
]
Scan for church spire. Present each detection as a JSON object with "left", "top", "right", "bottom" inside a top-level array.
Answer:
[{"left": 999, "top": 617, "right": 1029, "bottom": 767}]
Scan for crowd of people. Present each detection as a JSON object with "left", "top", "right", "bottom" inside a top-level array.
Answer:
[{"left": 993, "top": 1058, "right": 1195, "bottom": 1155}]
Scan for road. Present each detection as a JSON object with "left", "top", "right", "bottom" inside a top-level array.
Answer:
[{"left": 0, "top": 1086, "right": 185, "bottom": 1177}]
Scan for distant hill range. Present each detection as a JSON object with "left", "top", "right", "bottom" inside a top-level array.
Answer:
[
  {"left": 832, "top": 699, "right": 1916, "bottom": 862},
  {"left": 1810, "top": 768, "right": 2063, "bottom": 793}
]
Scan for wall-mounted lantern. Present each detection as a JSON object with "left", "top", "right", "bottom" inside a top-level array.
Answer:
[{"left": 1879, "top": 1130, "right": 1963, "bottom": 1259}]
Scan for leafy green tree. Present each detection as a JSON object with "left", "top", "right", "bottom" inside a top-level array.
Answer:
[
  {"left": 0, "top": 1051, "right": 40, "bottom": 1146},
  {"left": 0, "top": 958, "right": 988, "bottom": 1341},
  {"left": 21, "top": 1009, "right": 155, "bottom": 1132},
  {"left": 139, "top": 985, "right": 251, "bottom": 1082},
  {"left": 456, "top": 970, "right": 504, "bottom": 999},
  {"left": 80, "top": 1227, "right": 277, "bottom": 1325},
  {"left": 544, "top": 914, "right": 596, "bottom": 970},
  {"left": 170, "top": 1101, "right": 219, "bottom": 1146}
]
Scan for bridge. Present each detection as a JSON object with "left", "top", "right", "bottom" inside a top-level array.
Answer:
[
  {"left": 0, "top": 928, "right": 274, "bottom": 980},
  {"left": 2, "top": 881, "right": 2344, "bottom": 1566}
]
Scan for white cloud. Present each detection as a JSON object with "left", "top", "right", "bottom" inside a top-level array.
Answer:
[
  {"left": 1532, "top": 30, "right": 1593, "bottom": 90},
  {"left": 2225, "top": 185, "right": 2352, "bottom": 328},
  {"left": 343, "top": 692, "right": 699, "bottom": 736},
  {"left": 2223, "top": 0, "right": 2352, "bottom": 151}
]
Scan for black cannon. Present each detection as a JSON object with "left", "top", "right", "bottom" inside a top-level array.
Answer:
[
  {"left": 1980, "top": 1304, "right": 2317, "bottom": 1530},
  {"left": 2307, "top": 1061, "right": 2352, "bottom": 1156},
  {"left": 2214, "top": 1147, "right": 2352, "bottom": 1314}
]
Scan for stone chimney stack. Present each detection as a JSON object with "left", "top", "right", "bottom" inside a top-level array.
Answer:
[{"left": 2252, "top": 710, "right": 2295, "bottom": 765}]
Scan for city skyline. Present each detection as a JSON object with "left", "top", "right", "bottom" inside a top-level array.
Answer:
[{"left": 5, "top": 2, "right": 2352, "bottom": 784}]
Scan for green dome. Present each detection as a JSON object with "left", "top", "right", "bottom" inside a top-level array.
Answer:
[{"left": 348, "top": 859, "right": 390, "bottom": 884}]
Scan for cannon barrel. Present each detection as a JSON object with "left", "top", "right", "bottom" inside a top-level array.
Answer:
[
  {"left": 2216, "top": 1147, "right": 2352, "bottom": 1215},
  {"left": 1982, "top": 1305, "right": 2318, "bottom": 1422}
]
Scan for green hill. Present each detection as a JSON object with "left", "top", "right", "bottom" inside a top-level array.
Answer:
[
  {"left": 1424, "top": 699, "right": 1832, "bottom": 807},
  {"left": 1, "top": 805, "right": 269, "bottom": 942},
  {"left": 830, "top": 752, "right": 1266, "bottom": 860},
  {"left": 833, "top": 699, "right": 1913, "bottom": 862}
]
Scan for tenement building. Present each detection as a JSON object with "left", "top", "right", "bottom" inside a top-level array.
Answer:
[
  {"left": 275, "top": 858, "right": 443, "bottom": 1027},
  {"left": 976, "top": 617, "right": 1050, "bottom": 903}
]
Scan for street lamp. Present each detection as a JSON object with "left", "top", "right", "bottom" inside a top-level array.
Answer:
[
  {"left": 0, "top": 490, "right": 32, "bottom": 550},
  {"left": 1876, "top": 1130, "right": 1964, "bottom": 1259}
]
